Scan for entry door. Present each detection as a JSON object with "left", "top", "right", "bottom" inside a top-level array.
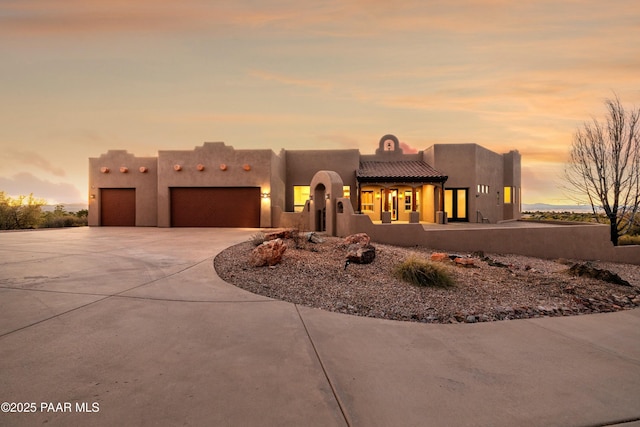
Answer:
[
  {"left": 390, "top": 189, "right": 398, "bottom": 220},
  {"left": 379, "top": 189, "right": 399, "bottom": 220},
  {"left": 444, "top": 188, "right": 468, "bottom": 222}
]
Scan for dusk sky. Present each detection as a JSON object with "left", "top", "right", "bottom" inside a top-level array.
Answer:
[{"left": 1, "top": 0, "right": 639, "bottom": 206}]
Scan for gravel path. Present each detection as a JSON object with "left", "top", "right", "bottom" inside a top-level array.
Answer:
[{"left": 214, "top": 234, "right": 640, "bottom": 323}]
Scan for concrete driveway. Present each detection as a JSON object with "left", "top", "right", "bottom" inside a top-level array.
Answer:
[{"left": 1, "top": 227, "right": 639, "bottom": 427}]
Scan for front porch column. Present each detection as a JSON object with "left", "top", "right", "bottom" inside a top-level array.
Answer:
[
  {"left": 409, "top": 186, "right": 419, "bottom": 223},
  {"left": 411, "top": 187, "right": 417, "bottom": 211},
  {"left": 436, "top": 183, "right": 446, "bottom": 224},
  {"left": 381, "top": 187, "right": 392, "bottom": 223}
]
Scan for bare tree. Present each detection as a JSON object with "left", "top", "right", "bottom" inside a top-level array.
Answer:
[{"left": 564, "top": 95, "right": 640, "bottom": 245}]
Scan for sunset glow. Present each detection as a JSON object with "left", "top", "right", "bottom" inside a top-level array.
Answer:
[{"left": 1, "top": 0, "right": 639, "bottom": 205}]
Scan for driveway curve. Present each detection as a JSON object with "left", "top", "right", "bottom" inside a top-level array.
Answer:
[{"left": 1, "top": 227, "right": 639, "bottom": 427}]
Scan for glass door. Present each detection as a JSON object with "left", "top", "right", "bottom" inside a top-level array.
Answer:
[{"left": 444, "top": 188, "right": 468, "bottom": 221}]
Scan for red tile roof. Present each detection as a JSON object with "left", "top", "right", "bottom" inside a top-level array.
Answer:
[{"left": 357, "top": 161, "right": 447, "bottom": 183}]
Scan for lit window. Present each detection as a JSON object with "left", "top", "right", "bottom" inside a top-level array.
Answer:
[
  {"left": 404, "top": 191, "right": 412, "bottom": 210},
  {"left": 504, "top": 186, "right": 514, "bottom": 204},
  {"left": 294, "top": 186, "right": 310, "bottom": 212},
  {"left": 343, "top": 186, "right": 350, "bottom": 198},
  {"left": 361, "top": 191, "right": 374, "bottom": 211}
]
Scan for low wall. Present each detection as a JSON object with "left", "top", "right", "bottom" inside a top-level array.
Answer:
[
  {"left": 279, "top": 200, "right": 640, "bottom": 264},
  {"left": 339, "top": 212, "right": 640, "bottom": 265}
]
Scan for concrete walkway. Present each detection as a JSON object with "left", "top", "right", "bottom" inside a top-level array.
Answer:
[{"left": 1, "top": 227, "right": 639, "bottom": 427}]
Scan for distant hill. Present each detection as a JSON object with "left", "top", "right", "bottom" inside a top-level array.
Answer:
[
  {"left": 41, "top": 204, "right": 88, "bottom": 213},
  {"left": 522, "top": 203, "right": 596, "bottom": 213}
]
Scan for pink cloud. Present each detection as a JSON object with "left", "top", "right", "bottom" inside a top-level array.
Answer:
[
  {"left": 5, "top": 149, "right": 67, "bottom": 177},
  {"left": 0, "top": 172, "right": 83, "bottom": 203},
  {"left": 399, "top": 141, "right": 419, "bottom": 154}
]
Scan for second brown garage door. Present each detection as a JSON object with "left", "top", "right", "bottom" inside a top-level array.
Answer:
[{"left": 170, "top": 187, "right": 261, "bottom": 227}]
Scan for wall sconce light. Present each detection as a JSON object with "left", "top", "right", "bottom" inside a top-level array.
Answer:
[
  {"left": 139, "top": 166, "right": 148, "bottom": 173},
  {"left": 100, "top": 167, "right": 110, "bottom": 173},
  {"left": 325, "top": 194, "right": 331, "bottom": 200},
  {"left": 174, "top": 164, "right": 182, "bottom": 171},
  {"left": 219, "top": 164, "right": 227, "bottom": 171},
  {"left": 197, "top": 164, "right": 205, "bottom": 171},
  {"left": 119, "top": 166, "right": 128, "bottom": 173},
  {"left": 261, "top": 192, "right": 271, "bottom": 199},
  {"left": 399, "top": 193, "right": 404, "bottom": 198},
  {"left": 90, "top": 194, "right": 96, "bottom": 199},
  {"left": 243, "top": 164, "right": 251, "bottom": 171},
  {"left": 375, "top": 193, "right": 381, "bottom": 199}
]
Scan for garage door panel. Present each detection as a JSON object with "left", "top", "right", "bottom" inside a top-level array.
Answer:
[
  {"left": 101, "top": 188, "right": 136, "bottom": 226},
  {"left": 170, "top": 187, "right": 260, "bottom": 227}
]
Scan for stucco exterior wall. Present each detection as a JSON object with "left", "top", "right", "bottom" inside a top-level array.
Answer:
[
  {"left": 156, "top": 142, "right": 277, "bottom": 227},
  {"left": 424, "top": 144, "right": 519, "bottom": 223},
  {"left": 503, "top": 150, "right": 522, "bottom": 220},
  {"left": 88, "top": 150, "right": 158, "bottom": 226},
  {"left": 285, "top": 150, "right": 360, "bottom": 212}
]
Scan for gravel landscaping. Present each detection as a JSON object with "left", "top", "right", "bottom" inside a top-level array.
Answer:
[{"left": 214, "top": 233, "right": 640, "bottom": 324}]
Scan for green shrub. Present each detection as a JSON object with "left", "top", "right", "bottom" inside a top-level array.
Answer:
[{"left": 394, "top": 256, "right": 454, "bottom": 288}]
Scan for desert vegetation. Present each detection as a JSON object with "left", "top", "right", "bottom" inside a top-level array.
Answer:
[
  {"left": 523, "top": 210, "right": 640, "bottom": 245},
  {"left": 0, "top": 191, "right": 87, "bottom": 230}
]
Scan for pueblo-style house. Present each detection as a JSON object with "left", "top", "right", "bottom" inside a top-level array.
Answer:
[{"left": 88, "top": 134, "right": 521, "bottom": 234}]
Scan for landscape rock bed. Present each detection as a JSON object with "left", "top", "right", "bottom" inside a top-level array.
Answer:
[{"left": 214, "top": 235, "right": 640, "bottom": 324}]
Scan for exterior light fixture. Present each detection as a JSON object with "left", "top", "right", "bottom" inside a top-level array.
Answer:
[
  {"left": 90, "top": 194, "right": 96, "bottom": 199},
  {"left": 197, "top": 164, "right": 205, "bottom": 171},
  {"left": 100, "top": 167, "right": 110, "bottom": 173},
  {"left": 174, "top": 164, "right": 182, "bottom": 171},
  {"left": 119, "top": 166, "right": 128, "bottom": 173},
  {"left": 325, "top": 194, "right": 331, "bottom": 200},
  {"left": 261, "top": 192, "right": 271, "bottom": 199}
]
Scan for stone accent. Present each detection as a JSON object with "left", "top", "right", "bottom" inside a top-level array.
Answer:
[
  {"left": 249, "top": 239, "right": 287, "bottom": 267},
  {"left": 346, "top": 244, "right": 376, "bottom": 264},
  {"left": 343, "top": 233, "right": 371, "bottom": 246}
]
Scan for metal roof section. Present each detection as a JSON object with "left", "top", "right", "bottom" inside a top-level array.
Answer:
[{"left": 357, "top": 160, "right": 448, "bottom": 183}]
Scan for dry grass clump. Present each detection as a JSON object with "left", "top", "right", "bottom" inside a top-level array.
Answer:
[
  {"left": 393, "top": 256, "right": 454, "bottom": 288},
  {"left": 249, "top": 232, "right": 266, "bottom": 246}
]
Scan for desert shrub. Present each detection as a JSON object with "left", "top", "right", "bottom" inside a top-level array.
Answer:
[
  {"left": 250, "top": 232, "right": 266, "bottom": 246},
  {"left": 619, "top": 234, "right": 640, "bottom": 246},
  {"left": 40, "top": 214, "right": 86, "bottom": 228},
  {"left": 0, "top": 192, "right": 44, "bottom": 229},
  {"left": 394, "top": 256, "right": 454, "bottom": 288}
]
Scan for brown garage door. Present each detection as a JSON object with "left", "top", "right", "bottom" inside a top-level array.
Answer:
[
  {"left": 101, "top": 188, "right": 136, "bottom": 226},
  {"left": 170, "top": 187, "right": 260, "bottom": 227}
]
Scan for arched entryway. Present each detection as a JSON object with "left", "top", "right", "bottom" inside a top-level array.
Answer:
[{"left": 309, "top": 170, "right": 344, "bottom": 236}]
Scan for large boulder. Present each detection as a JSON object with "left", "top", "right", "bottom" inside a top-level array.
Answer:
[
  {"left": 346, "top": 243, "right": 376, "bottom": 264},
  {"left": 249, "top": 238, "right": 287, "bottom": 267},
  {"left": 567, "top": 263, "right": 631, "bottom": 286},
  {"left": 264, "top": 229, "right": 296, "bottom": 241},
  {"left": 343, "top": 233, "right": 371, "bottom": 246}
]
